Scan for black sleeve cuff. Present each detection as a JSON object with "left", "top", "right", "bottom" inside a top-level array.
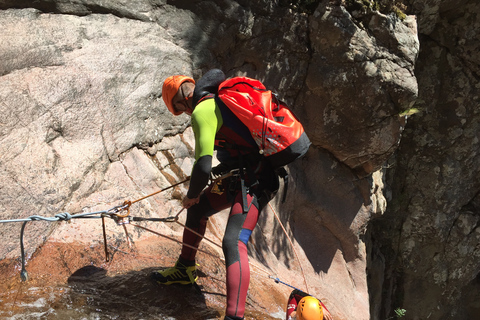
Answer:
[{"left": 187, "top": 155, "right": 212, "bottom": 198}]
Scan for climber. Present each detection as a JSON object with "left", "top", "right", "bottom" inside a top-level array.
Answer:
[
  {"left": 152, "top": 69, "right": 280, "bottom": 320},
  {"left": 286, "top": 289, "right": 334, "bottom": 320}
]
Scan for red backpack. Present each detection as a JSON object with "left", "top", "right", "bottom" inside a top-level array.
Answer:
[{"left": 216, "top": 77, "right": 311, "bottom": 168}]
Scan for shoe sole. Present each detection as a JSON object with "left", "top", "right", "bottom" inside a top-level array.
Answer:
[
  {"left": 151, "top": 272, "right": 197, "bottom": 286},
  {"left": 156, "top": 280, "right": 196, "bottom": 285}
]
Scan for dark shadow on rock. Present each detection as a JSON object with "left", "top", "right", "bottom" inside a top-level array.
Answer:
[
  {"left": 274, "top": 148, "right": 370, "bottom": 275},
  {"left": 68, "top": 265, "right": 107, "bottom": 281},
  {"left": 67, "top": 265, "right": 221, "bottom": 320}
]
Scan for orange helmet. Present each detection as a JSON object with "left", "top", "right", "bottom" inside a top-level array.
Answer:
[
  {"left": 162, "top": 75, "right": 195, "bottom": 115},
  {"left": 297, "top": 296, "right": 324, "bottom": 320}
]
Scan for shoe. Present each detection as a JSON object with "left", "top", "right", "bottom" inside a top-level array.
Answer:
[{"left": 152, "top": 260, "right": 198, "bottom": 285}]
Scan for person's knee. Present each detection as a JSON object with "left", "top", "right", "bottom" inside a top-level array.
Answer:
[
  {"left": 185, "top": 207, "right": 206, "bottom": 228},
  {"left": 222, "top": 230, "right": 238, "bottom": 258},
  {"left": 222, "top": 214, "right": 247, "bottom": 265}
]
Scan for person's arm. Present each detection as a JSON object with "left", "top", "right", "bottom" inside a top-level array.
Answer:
[
  {"left": 186, "top": 155, "right": 212, "bottom": 200},
  {"left": 286, "top": 297, "right": 297, "bottom": 320},
  {"left": 185, "top": 99, "right": 222, "bottom": 202},
  {"left": 286, "top": 289, "right": 307, "bottom": 320}
]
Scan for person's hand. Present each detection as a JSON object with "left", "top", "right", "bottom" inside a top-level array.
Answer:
[
  {"left": 182, "top": 195, "right": 200, "bottom": 208},
  {"left": 211, "top": 163, "right": 229, "bottom": 179}
]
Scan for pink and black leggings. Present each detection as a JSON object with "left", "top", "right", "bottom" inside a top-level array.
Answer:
[{"left": 179, "top": 172, "right": 278, "bottom": 319}]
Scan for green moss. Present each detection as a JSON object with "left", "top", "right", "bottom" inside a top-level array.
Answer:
[
  {"left": 395, "top": 308, "right": 407, "bottom": 317},
  {"left": 399, "top": 108, "right": 421, "bottom": 117},
  {"left": 393, "top": 5, "right": 407, "bottom": 20},
  {"left": 282, "top": 0, "right": 408, "bottom": 19},
  {"left": 387, "top": 308, "right": 407, "bottom": 319}
]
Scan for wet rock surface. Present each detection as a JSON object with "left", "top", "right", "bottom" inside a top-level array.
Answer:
[{"left": 0, "top": 238, "right": 286, "bottom": 319}]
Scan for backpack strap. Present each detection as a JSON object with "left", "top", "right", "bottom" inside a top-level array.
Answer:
[
  {"left": 238, "top": 164, "right": 250, "bottom": 214},
  {"left": 237, "top": 151, "right": 260, "bottom": 213},
  {"left": 197, "top": 93, "right": 215, "bottom": 105},
  {"left": 216, "top": 132, "right": 260, "bottom": 214}
]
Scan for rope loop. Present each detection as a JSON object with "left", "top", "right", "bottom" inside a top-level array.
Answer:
[
  {"left": 117, "top": 200, "right": 131, "bottom": 218},
  {"left": 55, "top": 212, "right": 73, "bottom": 221}
]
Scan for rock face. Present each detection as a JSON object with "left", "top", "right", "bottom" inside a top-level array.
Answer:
[
  {"left": 1, "top": 0, "right": 476, "bottom": 319},
  {"left": 369, "top": 0, "right": 480, "bottom": 319},
  {"left": 304, "top": 3, "right": 418, "bottom": 175}
]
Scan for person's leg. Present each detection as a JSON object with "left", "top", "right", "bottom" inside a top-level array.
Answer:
[
  {"left": 223, "top": 191, "right": 260, "bottom": 319},
  {"left": 153, "top": 183, "right": 231, "bottom": 284},
  {"left": 180, "top": 184, "right": 232, "bottom": 263},
  {"left": 286, "top": 290, "right": 300, "bottom": 320}
]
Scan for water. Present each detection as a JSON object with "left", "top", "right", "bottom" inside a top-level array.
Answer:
[
  {"left": 0, "top": 266, "right": 220, "bottom": 320},
  {"left": 0, "top": 241, "right": 283, "bottom": 320}
]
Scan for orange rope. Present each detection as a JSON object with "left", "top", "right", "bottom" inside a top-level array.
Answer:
[
  {"left": 130, "top": 223, "right": 220, "bottom": 259},
  {"left": 173, "top": 207, "right": 185, "bottom": 220},
  {"left": 268, "top": 202, "right": 309, "bottom": 293},
  {"left": 174, "top": 220, "right": 222, "bottom": 249},
  {"left": 130, "top": 177, "right": 190, "bottom": 205}
]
